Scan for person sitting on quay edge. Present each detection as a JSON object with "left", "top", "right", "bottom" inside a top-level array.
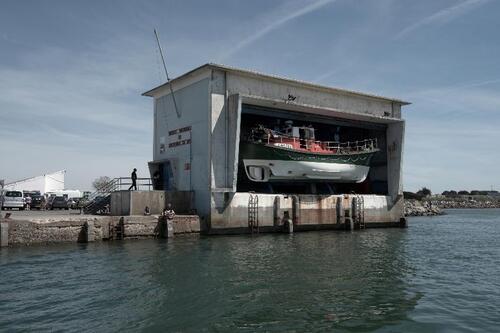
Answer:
[
  {"left": 162, "top": 203, "right": 175, "bottom": 221},
  {"left": 144, "top": 206, "right": 151, "bottom": 216},
  {"left": 128, "top": 168, "right": 137, "bottom": 191}
]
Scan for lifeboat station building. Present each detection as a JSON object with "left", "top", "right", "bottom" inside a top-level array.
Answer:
[{"left": 143, "top": 64, "right": 409, "bottom": 233}]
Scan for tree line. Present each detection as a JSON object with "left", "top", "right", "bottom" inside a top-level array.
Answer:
[{"left": 404, "top": 187, "right": 498, "bottom": 200}]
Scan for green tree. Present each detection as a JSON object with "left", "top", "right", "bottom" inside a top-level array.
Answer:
[
  {"left": 92, "top": 176, "right": 112, "bottom": 192},
  {"left": 417, "top": 187, "right": 432, "bottom": 197}
]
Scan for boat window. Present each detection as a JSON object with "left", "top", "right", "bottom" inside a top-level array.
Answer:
[
  {"left": 5, "top": 191, "right": 22, "bottom": 197},
  {"left": 299, "top": 128, "right": 307, "bottom": 148}
]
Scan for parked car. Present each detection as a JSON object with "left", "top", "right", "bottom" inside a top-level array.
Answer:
[
  {"left": 30, "top": 194, "right": 45, "bottom": 210},
  {"left": 46, "top": 195, "right": 56, "bottom": 208},
  {"left": 1, "top": 191, "right": 25, "bottom": 210},
  {"left": 48, "top": 196, "right": 70, "bottom": 210}
]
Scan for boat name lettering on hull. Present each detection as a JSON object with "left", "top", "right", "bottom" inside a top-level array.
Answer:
[{"left": 273, "top": 143, "right": 293, "bottom": 149}]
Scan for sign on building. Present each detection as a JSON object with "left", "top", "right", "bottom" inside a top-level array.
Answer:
[{"left": 168, "top": 126, "right": 192, "bottom": 148}]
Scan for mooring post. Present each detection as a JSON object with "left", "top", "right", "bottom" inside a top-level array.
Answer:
[
  {"left": 282, "top": 211, "right": 293, "bottom": 234},
  {"left": 284, "top": 218, "right": 293, "bottom": 234},
  {"left": 273, "top": 196, "right": 281, "bottom": 227},
  {"left": 0, "top": 222, "right": 8, "bottom": 247},
  {"left": 336, "top": 197, "right": 344, "bottom": 225},
  {"left": 343, "top": 195, "right": 353, "bottom": 231},
  {"left": 292, "top": 195, "right": 300, "bottom": 226},
  {"left": 166, "top": 219, "right": 174, "bottom": 238},
  {"left": 159, "top": 216, "right": 174, "bottom": 239},
  {"left": 118, "top": 217, "right": 125, "bottom": 240},
  {"left": 352, "top": 196, "right": 359, "bottom": 230},
  {"left": 84, "top": 221, "right": 95, "bottom": 242}
]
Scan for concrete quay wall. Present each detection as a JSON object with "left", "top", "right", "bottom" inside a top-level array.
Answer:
[
  {"left": 0, "top": 215, "right": 200, "bottom": 247},
  {"left": 210, "top": 193, "right": 405, "bottom": 234},
  {"left": 110, "top": 191, "right": 194, "bottom": 216}
]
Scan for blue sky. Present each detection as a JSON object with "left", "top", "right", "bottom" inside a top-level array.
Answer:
[{"left": 0, "top": 0, "right": 498, "bottom": 192}]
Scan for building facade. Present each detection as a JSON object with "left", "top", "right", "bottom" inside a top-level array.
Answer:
[{"left": 144, "top": 64, "right": 408, "bottom": 233}]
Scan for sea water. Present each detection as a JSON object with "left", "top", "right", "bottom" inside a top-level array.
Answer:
[{"left": 1, "top": 209, "right": 499, "bottom": 332}]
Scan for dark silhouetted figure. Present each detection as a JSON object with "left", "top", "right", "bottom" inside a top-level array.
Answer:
[
  {"left": 152, "top": 170, "right": 161, "bottom": 190},
  {"left": 129, "top": 168, "right": 137, "bottom": 190}
]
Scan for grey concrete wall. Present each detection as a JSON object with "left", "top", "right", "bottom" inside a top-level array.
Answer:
[
  {"left": 226, "top": 72, "right": 402, "bottom": 119},
  {"left": 209, "top": 70, "right": 243, "bottom": 192},
  {"left": 110, "top": 191, "right": 194, "bottom": 216},
  {"left": 7, "top": 218, "right": 107, "bottom": 245},
  {"left": 153, "top": 78, "right": 211, "bottom": 219},
  {"left": 110, "top": 191, "right": 131, "bottom": 215},
  {"left": 128, "top": 191, "right": 166, "bottom": 215},
  {"left": 210, "top": 193, "right": 403, "bottom": 232},
  {"left": 210, "top": 80, "right": 242, "bottom": 191},
  {"left": 2, "top": 215, "right": 200, "bottom": 246},
  {"left": 386, "top": 121, "right": 405, "bottom": 198}
]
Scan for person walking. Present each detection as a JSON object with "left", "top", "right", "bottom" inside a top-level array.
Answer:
[{"left": 128, "top": 168, "right": 137, "bottom": 191}]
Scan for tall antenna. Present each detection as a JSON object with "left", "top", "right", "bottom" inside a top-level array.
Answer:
[{"left": 154, "top": 29, "right": 181, "bottom": 118}]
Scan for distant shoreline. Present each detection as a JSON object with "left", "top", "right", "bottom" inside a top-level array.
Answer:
[{"left": 405, "top": 196, "right": 500, "bottom": 216}]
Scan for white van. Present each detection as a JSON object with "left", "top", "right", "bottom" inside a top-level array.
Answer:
[{"left": 1, "top": 190, "right": 25, "bottom": 210}]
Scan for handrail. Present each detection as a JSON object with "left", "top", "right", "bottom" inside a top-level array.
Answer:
[
  {"left": 113, "top": 177, "right": 153, "bottom": 191},
  {"left": 259, "top": 128, "right": 378, "bottom": 154},
  {"left": 83, "top": 177, "right": 153, "bottom": 211}
]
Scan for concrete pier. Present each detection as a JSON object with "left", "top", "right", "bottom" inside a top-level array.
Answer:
[
  {"left": 159, "top": 217, "right": 174, "bottom": 239},
  {"left": 0, "top": 222, "right": 8, "bottom": 247},
  {"left": 0, "top": 213, "right": 200, "bottom": 247},
  {"left": 209, "top": 193, "right": 404, "bottom": 234}
]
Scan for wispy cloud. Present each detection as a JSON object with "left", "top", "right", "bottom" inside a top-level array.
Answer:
[
  {"left": 408, "top": 78, "right": 500, "bottom": 115},
  {"left": 222, "top": 0, "right": 336, "bottom": 60},
  {"left": 436, "top": 78, "right": 500, "bottom": 91},
  {"left": 395, "top": 0, "right": 488, "bottom": 39}
]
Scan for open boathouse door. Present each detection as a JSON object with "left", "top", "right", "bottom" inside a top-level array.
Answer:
[{"left": 148, "top": 161, "right": 174, "bottom": 190}]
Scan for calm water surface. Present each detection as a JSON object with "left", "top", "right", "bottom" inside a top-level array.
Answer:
[{"left": 1, "top": 209, "right": 499, "bottom": 332}]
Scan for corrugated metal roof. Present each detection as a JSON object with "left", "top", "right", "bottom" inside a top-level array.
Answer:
[{"left": 142, "top": 63, "right": 411, "bottom": 105}]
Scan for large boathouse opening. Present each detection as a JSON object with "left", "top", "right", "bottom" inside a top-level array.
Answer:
[{"left": 236, "top": 104, "right": 389, "bottom": 195}]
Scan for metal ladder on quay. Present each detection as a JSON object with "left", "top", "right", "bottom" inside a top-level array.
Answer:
[
  {"left": 354, "top": 195, "right": 365, "bottom": 229},
  {"left": 248, "top": 193, "right": 259, "bottom": 234},
  {"left": 108, "top": 221, "right": 124, "bottom": 240}
]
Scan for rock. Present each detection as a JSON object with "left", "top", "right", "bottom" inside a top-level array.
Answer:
[{"left": 404, "top": 199, "right": 444, "bottom": 217}]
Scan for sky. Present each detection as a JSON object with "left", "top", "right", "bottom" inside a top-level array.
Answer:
[{"left": 0, "top": 0, "right": 499, "bottom": 192}]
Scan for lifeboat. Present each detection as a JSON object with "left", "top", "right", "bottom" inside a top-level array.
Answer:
[{"left": 240, "top": 123, "right": 379, "bottom": 183}]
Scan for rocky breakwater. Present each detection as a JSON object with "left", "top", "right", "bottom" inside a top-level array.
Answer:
[
  {"left": 431, "top": 198, "right": 500, "bottom": 209},
  {"left": 405, "top": 199, "right": 443, "bottom": 217}
]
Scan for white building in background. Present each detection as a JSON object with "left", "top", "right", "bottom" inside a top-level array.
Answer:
[{"left": 3, "top": 170, "right": 65, "bottom": 194}]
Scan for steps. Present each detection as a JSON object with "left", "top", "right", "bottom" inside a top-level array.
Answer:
[{"left": 82, "top": 179, "right": 118, "bottom": 214}]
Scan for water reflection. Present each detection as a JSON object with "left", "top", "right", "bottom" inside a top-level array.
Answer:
[
  {"left": 196, "top": 230, "right": 421, "bottom": 332},
  {"left": 3, "top": 211, "right": 499, "bottom": 332}
]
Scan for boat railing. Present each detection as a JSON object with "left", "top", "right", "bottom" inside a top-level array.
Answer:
[
  {"left": 320, "top": 138, "right": 378, "bottom": 153},
  {"left": 265, "top": 133, "right": 378, "bottom": 153}
]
